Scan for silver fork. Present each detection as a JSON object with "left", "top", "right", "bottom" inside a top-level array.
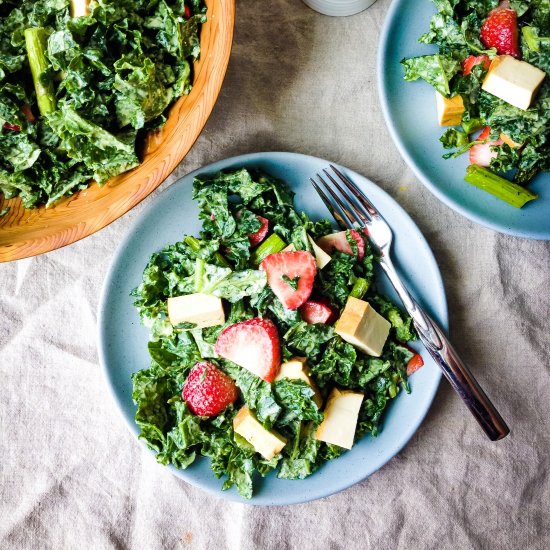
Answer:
[{"left": 311, "top": 165, "right": 510, "bottom": 441}]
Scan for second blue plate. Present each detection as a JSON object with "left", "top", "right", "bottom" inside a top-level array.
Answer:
[{"left": 379, "top": 0, "right": 550, "bottom": 240}]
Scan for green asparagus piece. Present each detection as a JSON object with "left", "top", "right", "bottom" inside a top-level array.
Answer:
[
  {"left": 183, "top": 235, "right": 230, "bottom": 267},
  {"left": 184, "top": 235, "right": 201, "bottom": 251},
  {"left": 350, "top": 277, "right": 369, "bottom": 299},
  {"left": 25, "top": 28, "right": 56, "bottom": 115},
  {"left": 251, "top": 233, "right": 287, "bottom": 265},
  {"left": 522, "top": 26, "right": 540, "bottom": 51},
  {"left": 464, "top": 165, "right": 538, "bottom": 208},
  {"left": 194, "top": 258, "right": 205, "bottom": 292}
]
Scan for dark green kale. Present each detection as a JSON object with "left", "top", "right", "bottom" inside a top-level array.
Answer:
[
  {"left": 402, "top": 54, "right": 462, "bottom": 96},
  {"left": 131, "top": 168, "right": 418, "bottom": 498},
  {"left": 402, "top": 0, "right": 550, "bottom": 190},
  {"left": 0, "top": 0, "right": 206, "bottom": 207}
]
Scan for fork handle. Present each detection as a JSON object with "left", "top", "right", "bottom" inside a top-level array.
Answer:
[
  {"left": 414, "top": 308, "right": 510, "bottom": 441},
  {"left": 379, "top": 259, "right": 510, "bottom": 441}
]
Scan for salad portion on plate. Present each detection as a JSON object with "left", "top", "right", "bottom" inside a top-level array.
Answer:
[
  {"left": 0, "top": 0, "right": 205, "bottom": 209},
  {"left": 130, "top": 167, "right": 425, "bottom": 499},
  {"left": 402, "top": 0, "right": 548, "bottom": 208}
]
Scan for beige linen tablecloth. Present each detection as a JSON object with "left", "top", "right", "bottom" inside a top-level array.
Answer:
[{"left": 2, "top": 1, "right": 550, "bottom": 548}]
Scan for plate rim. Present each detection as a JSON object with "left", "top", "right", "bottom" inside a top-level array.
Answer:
[
  {"left": 97, "top": 151, "right": 448, "bottom": 505},
  {"left": 377, "top": 0, "right": 549, "bottom": 241}
]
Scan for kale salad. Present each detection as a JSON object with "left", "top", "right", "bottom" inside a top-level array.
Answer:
[
  {"left": 0, "top": 0, "right": 205, "bottom": 209},
  {"left": 130, "top": 167, "right": 425, "bottom": 499},
  {"left": 402, "top": 0, "right": 549, "bottom": 208}
]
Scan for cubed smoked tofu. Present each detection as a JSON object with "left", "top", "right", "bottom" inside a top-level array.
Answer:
[
  {"left": 435, "top": 91, "right": 464, "bottom": 126},
  {"left": 307, "top": 235, "right": 331, "bottom": 269},
  {"left": 70, "top": 0, "right": 90, "bottom": 17},
  {"left": 335, "top": 296, "right": 390, "bottom": 357},
  {"left": 482, "top": 55, "right": 546, "bottom": 111},
  {"left": 274, "top": 357, "right": 323, "bottom": 408},
  {"left": 500, "top": 132, "right": 522, "bottom": 149},
  {"left": 167, "top": 292, "right": 225, "bottom": 329},
  {"left": 233, "top": 407, "right": 287, "bottom": 460},
  {"left": 315, "top": 388, "right": 364, "bottom": 450}
]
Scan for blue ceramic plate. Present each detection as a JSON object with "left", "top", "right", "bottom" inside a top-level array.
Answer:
[
  {"left": 98, "top": 152, "right": 448, "bottom": 505},
  {"left": 378, "top": 0, "right": 550, "bottom": 240}
]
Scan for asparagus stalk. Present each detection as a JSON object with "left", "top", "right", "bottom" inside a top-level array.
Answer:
[
  {"left": 251, "top": 233, "right": 287, "bottom": 265},
  {"left": 350, "top": 277, "right": 369, "bottom": 299},
  {"left": 25, "top": 28, "right": 56, "bottom": 116},
  {"left": 184, "top": 235, "right": 202, "bottom": 252},
  {"left": 183, "top": 235, "right": 231, "bottom": 268},
  {"left": 194, "top": 258, "right": 205, "bottom": 292},
  {"left": 464, "top": 165, "right": 538, "bottom": 208}
]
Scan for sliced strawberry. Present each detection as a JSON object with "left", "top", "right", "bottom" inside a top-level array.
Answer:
[
  {"left": 182, "top": 362, "right": 238, "bottom": 416},
  {"left": 462, "top": 55, "right": 491, "bottom": 76},
  {"left": 317, "top": 230, "right": 365, "bottom": 260},
  {"left": 478, "top": 126, "right": 491, "bottom": 141},
  {"left": 406, "top": 353, "right": 424, "bottom": 376},
  {"left": 469, "top": 126, "right": 503, "bottom": 167},
  {"left": 401, "top": 344, "right": 425, "bottom": 376},
  {"left": 469, "top": 144, "right": 496, "bottom": 166},
  {"left": 215, "top": 318, "right": 281, "bottom": 382},
  {"left": 2, "top": 122, "right": 20, "bottom": 132},
  {"left": 480, "top": 3, "right": 520, "bottom": 58},
  {"left": 260, "top": 251, "right": 316, "bottom": 310},
  {"left": 249, "top": 215, "right": 269, "bottom": 247},
  {"left": 21, "top": 104, "right": 35, "bottom": 123},
  {"left": 299, "top": 297, "right": 337, "bottom": 325}
]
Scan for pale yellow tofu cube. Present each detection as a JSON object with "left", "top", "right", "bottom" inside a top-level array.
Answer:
[
  {"left": 315, "top": 388, "right": 364, "bottom": 450},
  {"left": 500, "top": 132, "right": 522, "bottom": 149},
  {"left": 435, "top": 91, "right": 465, "bottom": 126},
  {"left": 70, "top": 0, "right": 90, "bottom": 17},
  {"left": 233, "top": 407, "right": 287, "bottom": 460},
  {"left": 274, "top": 357, "right": 323, "bottom": 408},
  {"left": 482, "top": 55, "right": 546, "bottom": 111},
  {"left": 167, "top": 292, "right": 225, "bottom": 329},
  {"left": 334, "top": 296, "right": 390, "bottom": 357},
  {"left": 307, "top": 235, "right": 331, "bottom": 269}
]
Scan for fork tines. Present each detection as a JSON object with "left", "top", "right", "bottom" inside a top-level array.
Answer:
[{"left": 310, "top": 165, "right": 376, "bottom": 232}]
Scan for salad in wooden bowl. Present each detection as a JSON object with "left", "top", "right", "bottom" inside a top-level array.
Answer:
[{"left": 0, "top": 0, "right": 234, "bottom": 261}]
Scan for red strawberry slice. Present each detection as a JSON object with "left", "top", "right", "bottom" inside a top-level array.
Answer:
[
  {"left": 462, "top": 55, "right": 491, "bottom": 76},
  {"left": 469, "top": 144, "right": 496, "bottom": 167},
  {"left": 477, "top": 126, "right": 491, "bottom": 141},
  {"left": 469, "top": 126, "right": 503, "bottom": 167},
  {"left": 260, "top": 251, "right": 316, "bottom": 310},
  {"left": 299, "top": 298, "right": 338, "bottom": 325},
  {"left": 2, "top": 122, "right": 20, "bottom": 132},
  {"left": 183, "top": 362, "right": 238, "bottom": 416},
  {"left": 215, "top": 318, "right": 281, "bottom": 382},
  {"left": 248, "top": 215, "right": 269, "bottom": 247},
  {"left": 183, "top": 5, "right": 192, "bottom": 18},
  {"left": 403, "top": 344, "right": 425, "bottom": 376},
  {"left": 21, "top": 104, "right": 35, "bottom": 123},
  {"left": 480, "top": 3, "right": 520, "bottom": 58},
  {"left": 406, "top": 353, "right": 424, "bottom": 376},
  {"left": 316, "top": 230, "right": 365, "bottom": 260}
]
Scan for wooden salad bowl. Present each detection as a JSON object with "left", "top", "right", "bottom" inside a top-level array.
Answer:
[{"left": 0, "top": 0, "right": 235, "bottom": 262}]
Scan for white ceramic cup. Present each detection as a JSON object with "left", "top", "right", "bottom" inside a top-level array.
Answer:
[{"left": 302, "top": 0, "right": 378, "bottom": 16}]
